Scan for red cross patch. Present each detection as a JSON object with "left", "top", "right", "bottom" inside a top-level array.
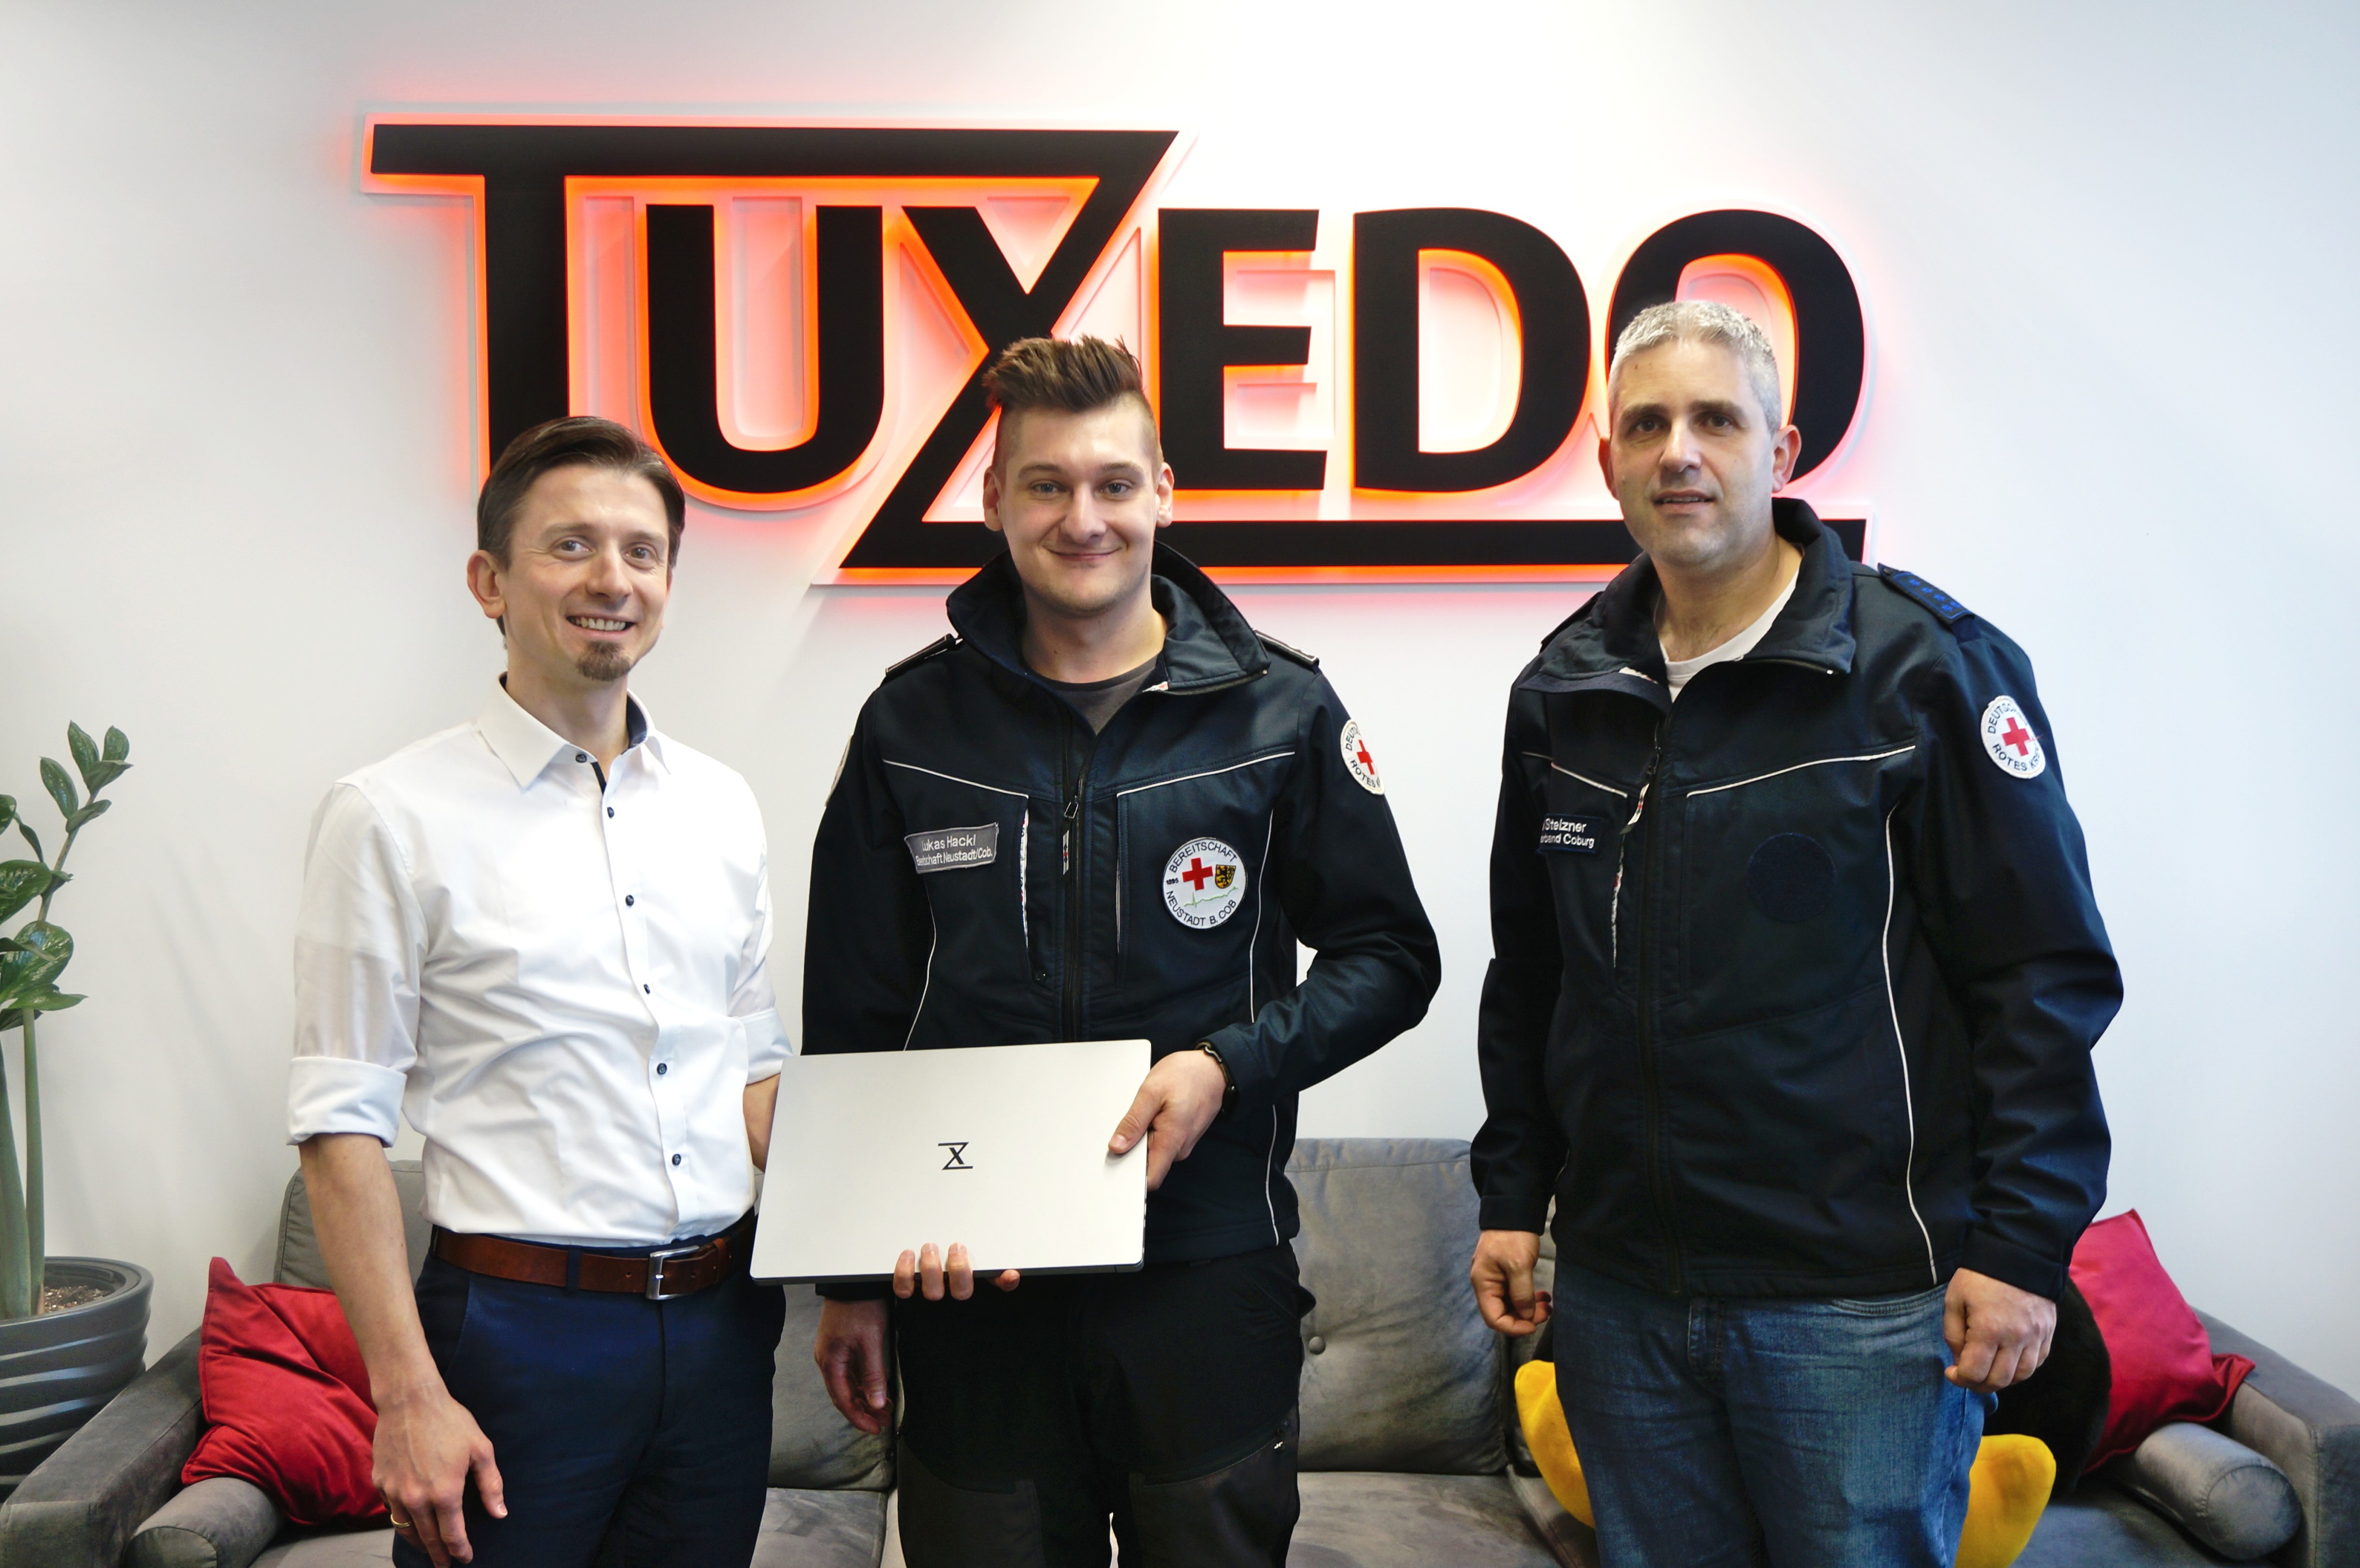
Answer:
[
  {"left": 1339, "top": 718, "right": 1384, "bottom": 796},
  {"left": 1979, "top": 695, "right": 2047, "bottom": 779}
]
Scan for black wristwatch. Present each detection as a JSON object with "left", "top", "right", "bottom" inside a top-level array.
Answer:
[{"left": 1197, "top": 1042, "right": 1240, "bottom": 1121}]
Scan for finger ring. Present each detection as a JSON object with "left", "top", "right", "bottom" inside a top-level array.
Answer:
[{"left": 388, "top": 1510, "right": 413, "bottom": 1529}]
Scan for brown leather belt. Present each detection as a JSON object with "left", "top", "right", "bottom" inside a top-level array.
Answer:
[{"left": 432, "top": 1214, "right": 755, "bottom": 1300}]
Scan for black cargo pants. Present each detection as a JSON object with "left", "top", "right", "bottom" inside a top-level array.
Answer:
[{"left": 891, "top": 1243, "right": 1309, "bottom": 1568}]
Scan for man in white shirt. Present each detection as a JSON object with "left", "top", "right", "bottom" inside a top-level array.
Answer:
[{"left": 288, "top": 417, "right": 790, "bottom": 1568}]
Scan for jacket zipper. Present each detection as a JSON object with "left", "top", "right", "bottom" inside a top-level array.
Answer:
[
  {"left": 1060, "top": 700, "right": 1100, "bottom": 1039},
  {"left": 1626, "top": 719, "right": 1684, "bottom": 1295}
]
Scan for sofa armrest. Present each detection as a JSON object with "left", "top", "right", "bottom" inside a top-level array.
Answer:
[
  {"left": 2198, "top": 1311, "right": 2360, "bottom": 1568},
  {"left": 0, "top": 1327, "right": 205, "bottom": 1567}
]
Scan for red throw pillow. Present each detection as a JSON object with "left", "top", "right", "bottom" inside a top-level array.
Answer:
[
  {"left": 2070, "top": 1211, "right": 2254, "bottom": 1470},
  {"left": 182, "top": 1257, "right": 388, "bottom": 1527}
]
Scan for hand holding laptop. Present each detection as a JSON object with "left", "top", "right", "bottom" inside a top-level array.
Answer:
[
  {"left": 879, "top": 1046, "right": 1228, "bottom": 1298},
  {"left": 1106, "top": 1047, "right": 1230, "bottom": 1191}
]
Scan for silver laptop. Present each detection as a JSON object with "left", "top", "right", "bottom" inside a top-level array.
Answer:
[{"left": 752, "top": 1039, "right": 1151, "bottom": 1284}]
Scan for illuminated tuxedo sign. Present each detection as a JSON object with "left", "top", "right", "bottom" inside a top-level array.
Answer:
[{"left": 365, "top": 121, "right": 1868, "bottom": 580}]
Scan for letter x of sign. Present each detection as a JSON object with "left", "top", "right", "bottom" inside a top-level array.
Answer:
[{"left": 939, "top": 1142, "right": 971, "bottom": 1171}]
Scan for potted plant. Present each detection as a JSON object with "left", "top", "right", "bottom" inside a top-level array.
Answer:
[{"left": 0, "top": 724, "right": 150, "bottom": 1498}]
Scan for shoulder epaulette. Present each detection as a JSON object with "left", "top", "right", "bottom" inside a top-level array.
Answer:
[
  {"left": 1876, "top": 565, "right": 1974, "bottom": 626},
  {"left": 1257, "top": 630, "right": 1319, "bottom": 669},
  {"left": 881, "top": 634, "right": 958, "bottom": 684}
]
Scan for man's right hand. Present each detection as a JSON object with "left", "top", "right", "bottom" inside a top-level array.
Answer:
[
  {"left": 815, "top": 1298, "right": 893, "bottom": 1434},
  {"left": 373, "top": 1384, "right": 504, "bottom": 1567},
  {"left": 1472, "top": 1229, "right": 1552, "bottom": 1336}
]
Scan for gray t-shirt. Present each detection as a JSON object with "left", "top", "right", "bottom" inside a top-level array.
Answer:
[{"left": 1034, "top": 653, "right": 1163, "bottom": 733}]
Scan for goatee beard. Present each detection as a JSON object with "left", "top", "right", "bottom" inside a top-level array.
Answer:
[{"left": 576, "top": 645, "right": 635, "bottom": 683}]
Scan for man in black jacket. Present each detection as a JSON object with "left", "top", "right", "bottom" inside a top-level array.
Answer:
[
  {"left": 805, "top": 336, "right": 1439, "bottom": 1567},
  {"left": 1470, "top": 302, "right": 2119, "bottom": 1566}
]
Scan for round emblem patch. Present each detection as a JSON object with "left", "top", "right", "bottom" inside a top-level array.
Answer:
[
  {"left": 1340, "top": 718, "right": 1384, "bottom": 795},
  {"left": 1163, "top": 837, "right": 1247, "bottom": 929},
  {"left": 1980, "top": 695, "right": 2047, "bottom": 779}
]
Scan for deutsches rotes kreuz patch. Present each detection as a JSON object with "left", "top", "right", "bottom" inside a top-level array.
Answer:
[
  {"left": 1340, "top": 718, "right": 1384, "bottom": 795},
  {"left": 1980, "top": 695, "right": 2047, "bottom": 779},
  {"left": 1163, "top": 837, "right": 1247, "bottom": 929}
]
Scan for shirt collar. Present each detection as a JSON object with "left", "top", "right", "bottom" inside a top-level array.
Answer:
[{"left": 476, "top": 680, "right": 662, "bottom": 789}]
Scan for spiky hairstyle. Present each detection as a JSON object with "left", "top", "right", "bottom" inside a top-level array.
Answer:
[{"left": 982, "top": 336, "right": 1159, "bottom": 469}]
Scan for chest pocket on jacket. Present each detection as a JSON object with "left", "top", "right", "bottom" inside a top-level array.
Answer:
[
  {"left": 1113, "top": 751, "right": 1294, "bottom": 1010},
  {"left": 1674, "top": 745, "right": 1916, "bottom": 1024},
  {"left": 882, "top": 760, "right": 1034, "bottom": 989}
]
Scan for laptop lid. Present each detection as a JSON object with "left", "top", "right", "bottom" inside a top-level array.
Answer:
[{"left": 752, "top": 1039, "right": 1151, "bottom": 1284}]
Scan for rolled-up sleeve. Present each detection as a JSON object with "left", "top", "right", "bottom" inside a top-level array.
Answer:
[
  {"left": 730, "top": 836, "right": 792, "bottom": 1083},
  {"left": 288, "top": 783, "right": 422, "bottom": 1146}
]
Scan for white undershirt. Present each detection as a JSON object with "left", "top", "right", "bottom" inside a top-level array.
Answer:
[{"left": 1661, "top": 571, "right": 1799, "bottom": 699}]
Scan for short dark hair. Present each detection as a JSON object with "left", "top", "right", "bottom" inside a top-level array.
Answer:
[
  {"left": 476, "top": 416, "right": 686, "bottom": 565},
  {"left": 982, "top": 336, "right": 1158, "bottom": 464}
]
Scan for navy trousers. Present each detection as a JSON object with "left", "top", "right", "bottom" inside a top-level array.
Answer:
[{"left": 391, "top": 1240, "right": 785, "bottom": 1568}]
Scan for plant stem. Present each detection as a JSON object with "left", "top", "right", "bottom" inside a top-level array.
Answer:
[
  {"left": 17, "top": 814, "right": 81, "bottom": 1317},
  {"left": 21, "top": 1014, "right": 39, "bottom": 1313},
  {"left": 0, "top": 1037, "right": 27, "bottom": 1320}
]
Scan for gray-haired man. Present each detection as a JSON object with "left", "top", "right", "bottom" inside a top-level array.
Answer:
[{"left": 1469, "top": 302, "right": 2119, "bottom": 1564}]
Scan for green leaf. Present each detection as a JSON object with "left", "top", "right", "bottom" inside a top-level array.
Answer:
[
  {"left": 20, "top": 990, "right": 81, "bottom": 1014},
  {"left": 103, "top": 728, "right": 129, "bottom": 764},
  {"left": 67, "top": 724, "right": 100, "bottom": 793},
  {"left": 0, "top": 862, "right": 47, "bottom": 926},
  {"left": 17, "top": 821, "right": 42, "bottom": 862},
  {"left": 83, "top": 761, "right": 130, "bottom": 794},
  {"left": 0, "top": 797, "right": 13, "bottom": 833},
  {"left": 0, "top": 922, "right": 72, "bottom": 1009},
  {"left": 67, "top": 800, "right": 112, "bottom": 831},
  {"left": 39, "top": 758, "right": 78, "bottom": 821}
]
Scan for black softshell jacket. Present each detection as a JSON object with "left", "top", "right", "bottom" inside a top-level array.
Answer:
[
  {"left": 1473, "top": 501, "right": 2119, "bottom": 1302},
  {"left": 806, "top": 544, "right": 1440, "bottom": 1267}
]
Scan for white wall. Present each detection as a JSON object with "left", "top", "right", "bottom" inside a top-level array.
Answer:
[{"left": 2, "top": 1, "right": 2355, "bottom": 1393}]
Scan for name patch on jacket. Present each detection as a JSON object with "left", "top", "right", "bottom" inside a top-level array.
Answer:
[
  {"left": 905, "top": 824, "right": 999, "bottom": 872},
  {"left": 1538, "top": 815, "right": 1605, "bottom": 855}
]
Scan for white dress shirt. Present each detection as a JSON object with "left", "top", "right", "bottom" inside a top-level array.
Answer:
[{"left": 287, "top": 682, "right": 791, "bottom": 1245}]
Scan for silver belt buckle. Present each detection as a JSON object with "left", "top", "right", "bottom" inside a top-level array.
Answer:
[{"left": 644, "top": 1243, "right": 704, "bottom": 1300}]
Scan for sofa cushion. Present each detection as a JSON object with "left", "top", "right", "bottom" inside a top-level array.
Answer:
[
  {"left": 1291, "top": 1472, "right": 1561, "bottom": 1567},
  {"left": 127, "top": 1475, "right": 282, "bottom": 1568},
  {"left": 770, "top": 1286, "right": 893, "bottom": 1491},
  {"left": 251, "top": 1528, "right": 397, "bottom": 1566},
  {"left": 2013, "top": 1479, "right": 2235, "bottom": 1566},
  {"left": 275, "top": 1162, "right": 429, "bottom": 1289},
  {"left": 2109, "top": 1421, "right": 2300, "bottom": 1561},
  {"left": 1287, "top": 1139, "right": 1506, "bottom": 1475}
]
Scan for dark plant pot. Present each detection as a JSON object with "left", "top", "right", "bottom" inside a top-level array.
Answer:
[{"left": 0, "top": 1258, "right": 152, "bottom": 1499}]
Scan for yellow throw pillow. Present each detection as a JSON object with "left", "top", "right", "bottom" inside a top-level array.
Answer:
[
  {"left": 1515, "top": 1358, "right": 1593, "bottom": 1525},
  {"left": 1514, "top": 1359, "right": 2053, "bottom": 1565},
  {"left": 1957, "top": 1434, "right": 2055, "bottom": 1568}
]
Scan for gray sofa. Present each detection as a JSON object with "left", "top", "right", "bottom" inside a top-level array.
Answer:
[{"left": 1, "top": 1139, "right": 2352, "bottom": 1567}]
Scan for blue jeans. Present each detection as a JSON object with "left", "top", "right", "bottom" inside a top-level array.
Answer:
[
  {"left": 1553, "top": 1261, "right": 1983, "bottom": 1568},
  {"left": 390, "top": 1240, "right": 786, "bottom": 1568}
]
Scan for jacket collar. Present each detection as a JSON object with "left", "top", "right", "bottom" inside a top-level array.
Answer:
[
  {"left": 945, "top": 541, "right": 1269, "bottom": 696},
  {"left": 476, "top": 679, "right": 659, "bottom": 789},
  {"left": 1523, "top": 498, "right": 1856, "bottom": 704}
]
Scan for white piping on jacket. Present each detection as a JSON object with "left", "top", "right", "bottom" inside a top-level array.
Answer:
[
  {"left": 1521, "top": 752, "right": 1629, "bottom": 799},
  {"left": 1247, "top": 811, "right": 1276, "bottom": 1019},
  {"left": 882, "top": 759, "right": 1030, "bottom": 797},
  {"left": 1686, "top": 745, "right": 1916, "bottom": 798},
  {"left": 1112, "top": 751, "right": 1295, "bottom": 798},
  {"left": 1884, "top": 805, "right": 1938, "bottom": 1285}
]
